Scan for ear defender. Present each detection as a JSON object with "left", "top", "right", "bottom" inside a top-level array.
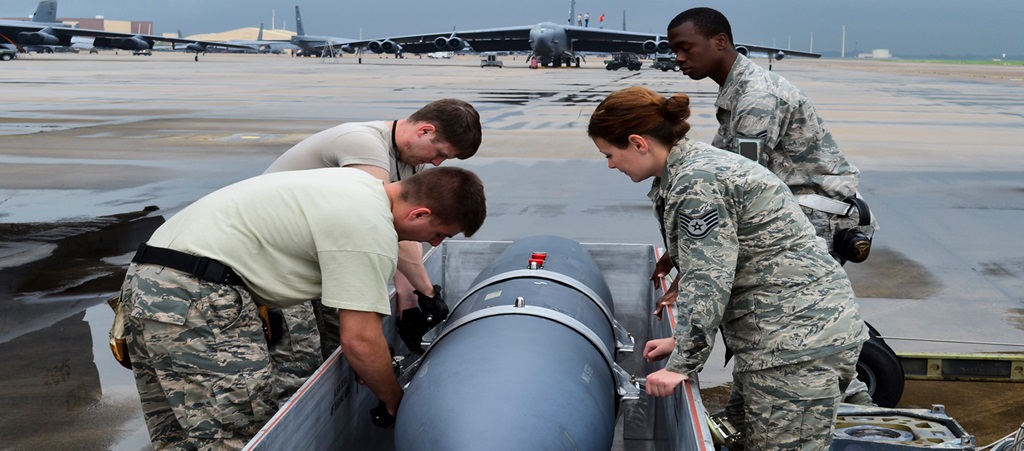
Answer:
[{"left": 833, "top": 196, "right": 872, "bottom": 264}]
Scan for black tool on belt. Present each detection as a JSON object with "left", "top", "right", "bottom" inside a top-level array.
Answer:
[
  {"left": 131, "top": 243, "right": 282, "bottom": 346},
  {"left": 132, "top": 243, "right": 246, "bottom": 286}
]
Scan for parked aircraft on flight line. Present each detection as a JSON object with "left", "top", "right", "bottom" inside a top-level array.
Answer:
[
  {"left": 0, "top": 0, "right": 253, "bottom": 61},
  {"left": 289, "top": 5, "right": 355, "bottom": 57},
  {"left": 222, "top": 23, "right": 300, "bottom": 54},
  {"left": 322, "top": 21, "right": 819, "bottom": 68}
]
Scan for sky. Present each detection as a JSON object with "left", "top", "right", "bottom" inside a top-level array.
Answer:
[{"left": 3, "top": 0, "right": 1022, "bottom": 58}]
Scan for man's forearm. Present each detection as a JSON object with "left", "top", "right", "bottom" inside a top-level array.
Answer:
[
  {"left": 397, "top": 240, "right": 434, "bottom": 296},
  {"left": 338, "top": 311, "right": 403, "bottom": 410},
  {"left": 345, "top": 336, "right": 403, "bottom": 406}
]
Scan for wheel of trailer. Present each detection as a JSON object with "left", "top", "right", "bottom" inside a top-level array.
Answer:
[
  {"left": 992, "top": 438, "right": 1020, "bottom": 451},
  {"left": 856, "top": 334, "right": 904, "bottom": 408}
]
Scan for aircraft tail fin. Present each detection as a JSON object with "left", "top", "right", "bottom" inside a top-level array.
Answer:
[
  {"left": 177, "top": 29, "right": 183, "bottom": 39},
  {"left": 257, "top": 23, "right": 264, "bottom": 40},
  {"left": 33, "top": 0, "right": 57, "bottom": 23},
  {"left": 294, "top": 6, "right": 305, "bottom": 37}
]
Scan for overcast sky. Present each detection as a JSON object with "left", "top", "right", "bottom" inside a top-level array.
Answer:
[{"left": 4, "top": 0, "right": 1021, "bottom": 58}]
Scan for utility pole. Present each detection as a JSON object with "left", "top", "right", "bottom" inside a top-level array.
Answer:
[
  {"left": 841, "top": 25, "right": 846, "bottom": 58},
  {"left": 622, "top": 10, "right": 626, "bottom": 31},
  {"left": 271, "top": 10, "right": 275, "bottom": 30},
  {"left": 810, "top": 32, "right": 814, "bottom": 53}
]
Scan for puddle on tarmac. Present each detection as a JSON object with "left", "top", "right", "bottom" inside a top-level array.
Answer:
[
  {"left": 216, "top": 133, "right": 284, "bottom": 142},
  {"left": 0, "top": 123, "right": 72, "bottom": 136},
  {"left": 0, "top": 207, "right": 165, "bottom": 450},
  {"left": 1009, "top": 309, "right": 1024, "bottom": 333},
  {"left": 843, "top": 247, "right": 944, "bottom": 300}
]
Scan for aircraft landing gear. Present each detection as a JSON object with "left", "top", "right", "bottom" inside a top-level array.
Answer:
[{"left": 194, "top": 54, "right": 199, "bottom": 62}]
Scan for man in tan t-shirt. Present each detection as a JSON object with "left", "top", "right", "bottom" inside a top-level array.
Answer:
[
  {"left": 267, "top": 98, "right": 482, "bottom": 357},
  {"left": 121, "top": 167, "right": 486, "bottom": 450}
]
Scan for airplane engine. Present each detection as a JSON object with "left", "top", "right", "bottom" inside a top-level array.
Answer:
[
  {"left": 368, "top": 39, "right": 401, "bottom": 54},
  {"left": 641, "top": 40, "right": 669, "bottom": 54},
  {"left": 17, "top": 31, "right": 60, "bottom": 46},
  {"left": 381, "top": 39, "right": 401, "bottom": 53},
  {"left": 433, "top": 36, "right": 466, "bottom": 51},
  {"left": 107, "top": 37, "right": 151, "bottom": 51},
  {"left": 775, "top": 50, "right": 786, "bottom": 60},
  {"left": 340, "top": 44, "right": 356, "bottom": 54},
  {"left": 394, "top": 235, "right": 638, "bottom": 451},
  {"left": 736, "top": 45, "right": 749, "bottom": 56}
]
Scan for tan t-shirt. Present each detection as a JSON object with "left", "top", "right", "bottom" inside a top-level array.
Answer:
[
  {"left": 148, "top": 168, "right": 397, "bottom": 314},
  {"left": 264, "top": 120, "right": 422, "bottom": 182}
]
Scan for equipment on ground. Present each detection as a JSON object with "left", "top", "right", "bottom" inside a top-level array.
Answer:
[
  {"left": 393, "top": 236, "right": 638, "bottom": 451},
  {"left": 605, "top": 51, "right": 642, "bottom": 71}
]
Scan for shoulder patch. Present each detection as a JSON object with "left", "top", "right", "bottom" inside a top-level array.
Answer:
[{"left": 679, "top": 209, "right": 719, "bottom": 239}]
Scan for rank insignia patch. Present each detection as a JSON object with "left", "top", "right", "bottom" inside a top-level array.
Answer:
[{"left": 679, "top": 209, "right": 719, "bottom": 239}]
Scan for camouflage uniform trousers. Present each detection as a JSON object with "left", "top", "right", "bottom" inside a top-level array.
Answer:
[
  {"left": 727, "top": 346, "right": 861, "bottom": 451},
  {"left": 273, "top": 303, "right": 322, "bottom": 401},
  {"left": 801, "top": 204, "right": 876, "bottom": 405},
  {"left": 121, "top": 264, "right": 321, "bottom": 450},
  {"left": 311, "top": 299, "right": 342, "bottom": 360}
]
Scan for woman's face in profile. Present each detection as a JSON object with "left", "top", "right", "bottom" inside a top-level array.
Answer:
[{"left": 592, "top": 136, "right": 655, "bottom": 183}]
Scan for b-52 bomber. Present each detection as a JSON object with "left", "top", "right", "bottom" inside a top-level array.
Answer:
[
  {"left": 319, "top": 0, "right": 818, "bottom": 68},
  {"left": 0, "top": 0, "right": 253, "bottom": 61}
]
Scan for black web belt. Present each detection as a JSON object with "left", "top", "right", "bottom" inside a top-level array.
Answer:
[{"left": 132, "top": 243, "right": 246, "bottom": 286}]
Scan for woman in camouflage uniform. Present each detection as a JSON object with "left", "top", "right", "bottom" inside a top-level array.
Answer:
[{"left": 588, "top": 86, "right": 867, "bottom": 450}]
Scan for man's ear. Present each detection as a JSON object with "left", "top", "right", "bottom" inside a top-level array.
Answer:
[
  {"left": 418, "top": 123, "right": 436, "bottom": 137},
  {"left": 407, "top": 206, "right": 432, "bottom": 220},
  {"left": 712, "top": 32, "right": 730, "bottom": 51}
]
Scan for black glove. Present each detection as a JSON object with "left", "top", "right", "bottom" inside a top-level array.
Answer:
[
  {"left": 370, "top": 400, "right": 396, "bottom": 429},
  {"left": 415, "top": 284, "right": 449, "bottom": 327},
  {"left": 397, "top": 285, "right": 448, "bottom": 355}
]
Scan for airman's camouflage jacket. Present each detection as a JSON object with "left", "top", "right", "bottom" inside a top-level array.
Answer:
[{"left": 648, "top": 138, "right": 867, "bottom": 374}]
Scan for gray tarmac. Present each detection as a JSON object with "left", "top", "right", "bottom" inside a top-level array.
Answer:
[{"left": 1, "top": 52, "right": 1022, "bottom": 449}]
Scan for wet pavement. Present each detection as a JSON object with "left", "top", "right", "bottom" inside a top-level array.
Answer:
[{"left": 1, "top": 53, "right": 1023, "bottom": 449}]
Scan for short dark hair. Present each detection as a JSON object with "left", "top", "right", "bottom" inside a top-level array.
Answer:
[
  {"left": 588, "top": 87, "right": 691, "bottom": 149},
  {"left": 668, "top": 7, "right": 734, "bottom": 45},
  {"left": 409, "top": 99, "right": 482, "bottom": 160},
  {"left": 400, "top": 166, "right": 486, "bottom": 236}
]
